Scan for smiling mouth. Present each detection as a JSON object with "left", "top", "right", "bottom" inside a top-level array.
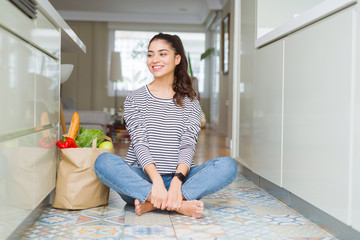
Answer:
[{"left": 153, "top": 65, "right": 163, "bottom": 70}]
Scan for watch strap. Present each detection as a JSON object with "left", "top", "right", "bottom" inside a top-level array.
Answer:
[{"left": 172, "top": 172, "right": 186, "bottom": 183}]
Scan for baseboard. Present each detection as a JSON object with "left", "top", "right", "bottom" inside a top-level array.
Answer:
[
  {"left": 237, "top": 164, "right": 360, "bottom": 240},
  {"left": 7, "top": 190, "right": 54, "bottom": 240}
]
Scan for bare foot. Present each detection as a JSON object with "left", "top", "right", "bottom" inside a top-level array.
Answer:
[
  {"left": 134, "top": 199, "right": 156, "bottom": 216},
  {"left": 176, "top": 200, "right": 204, "bottom": 218}
]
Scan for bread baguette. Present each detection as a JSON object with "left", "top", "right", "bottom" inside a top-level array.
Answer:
[
  {"left": 68, "top": 112, "right": 79, "bottom": 139},
  {"left": 40, "top": 111, "right": 50, "bottom": 137}
]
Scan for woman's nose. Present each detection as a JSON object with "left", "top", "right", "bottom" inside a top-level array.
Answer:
[{"left": 152, "top": 55, "right": 159, "bottom": 63}]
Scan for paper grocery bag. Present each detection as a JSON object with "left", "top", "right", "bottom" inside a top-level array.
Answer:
[{"left": 52, "top": 135, "right": 113, "bottom": 210}]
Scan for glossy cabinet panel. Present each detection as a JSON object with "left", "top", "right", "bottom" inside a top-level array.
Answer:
[
  {"left": 0, "top": 0, "right": 66, "bottom": 237},
  {"left": 352, "top": 4, "right": 360, "bottom": 232},
  {"left": 0, "top": 128, "right": 57, "bottom": 239},
  {"left": 35, "top": 51, "right": 60, "bottom": 127},
  {"left": 283, "top": 8, "right": 353, "bottom": 223},
  {"left": 0, "top": 1, "right": 60, "bottom": 59},
  {"left": 253, "top": 40, "right": 284, "bottom": 186},
  {"left": 0, "top": 1, "right": 35, "bottom": 44},
  {"left": 352, "top": 93, "right": 360, "bottom": 232},
  {"left": 237, "top": 0, "right": 256, "bottom": 168},
  {"left": 34, "top": 11, "right": 61, "bottom": 58},
  {"left": 0, "top": 27, "right": 35, "bottom": 136},
  {"left": 0, "top": 28, "right": 60, "bottom": 136}
]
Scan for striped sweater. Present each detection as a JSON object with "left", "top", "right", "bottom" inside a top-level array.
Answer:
[{"left": 124, "top": 86, "right": 202, "bottom": 174}]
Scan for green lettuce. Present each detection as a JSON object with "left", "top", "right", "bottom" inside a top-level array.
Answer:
[{"left": 75, "top": 126, "right": 104, "bottom": 148}]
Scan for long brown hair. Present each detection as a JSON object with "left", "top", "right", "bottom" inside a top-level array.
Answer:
[{"left": 148, "top": 33, "right": 196, "bottom": 106}]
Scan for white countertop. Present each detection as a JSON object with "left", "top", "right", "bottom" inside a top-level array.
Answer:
[
  {"left": 37, "top": 0, "right": 86, "bottom": 53},
  {"left": 255, "top": 0, "right": 357, "bottom": 48}
]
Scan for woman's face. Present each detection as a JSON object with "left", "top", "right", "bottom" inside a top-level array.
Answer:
[{"left": 147, "top": 39, "right": 181, "bottom": 80}]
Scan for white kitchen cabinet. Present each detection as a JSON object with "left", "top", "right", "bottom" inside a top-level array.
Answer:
[
  {"left": 350, "top": 2, "right": 360, "bottom": 232},
  {"left": 253, "top": 40, "right": 284, "bottom": 186},
  {"left": 34, "top": 11, "right": 61, "bottom": 58},
  {"left": 0, "top": 1, "right": 62, "bottom": 239},
  {"left": 0, "top": 1, "right": 60, "bottom": 58},
  {"left": 0, "top": 29, "right": 60, "bottom": 136},
  {"left": 35, "top": 51, "right": 60, "bottom": 126},
  {"left": 0, "top": 128, "right": 57, "bottom": 209},
  {"left": 239, "top": 0, "right": 360, "bottom": 234},
  {"left": 0, "top": 27, "right": 35, "bottom": 135},
  {"left": 0, "top": 0, "right": 84, "bottom": 238},
  {"left": 0, "top": 128, "right": 57, "bottom": 237},
  {"left": 283, "top": 7, "right": 353, "bottom": 224}
]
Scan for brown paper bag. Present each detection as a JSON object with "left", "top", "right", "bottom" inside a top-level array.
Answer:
[{"left": 52, "top": 135, "right": 114, "bottom": 210}]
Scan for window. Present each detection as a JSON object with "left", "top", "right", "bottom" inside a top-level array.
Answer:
[{"left": 108, "top": 30, "right": 206, "bottom": 96}]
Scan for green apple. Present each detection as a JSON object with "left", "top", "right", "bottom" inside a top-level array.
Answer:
[{"left": 98, "top": 141, "right": 113, "bottom": 149}]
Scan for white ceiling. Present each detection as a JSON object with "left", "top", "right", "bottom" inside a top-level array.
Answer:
[{"left": 48, "top": 0, "right": 227, "bottom": 25}]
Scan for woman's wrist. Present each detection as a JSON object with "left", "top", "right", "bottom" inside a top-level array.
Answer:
[
  {"left": 170, "top": 176, "right": 183, "bottom": 187},
  {"left": 152, "top": 175, "right": 164, "bottom": 185}
]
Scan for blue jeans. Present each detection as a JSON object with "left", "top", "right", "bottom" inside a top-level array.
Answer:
[{"left": 94, "top": 152, "right": 238, "bottom": 205}]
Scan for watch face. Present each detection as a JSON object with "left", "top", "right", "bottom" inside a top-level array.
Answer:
[{"left": 176, "top": 173, "right": 185, "bottom": 183}]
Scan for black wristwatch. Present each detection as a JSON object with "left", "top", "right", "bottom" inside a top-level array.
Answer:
[{"left": 172, "top": 172, "right": 186, "bottom": 183}]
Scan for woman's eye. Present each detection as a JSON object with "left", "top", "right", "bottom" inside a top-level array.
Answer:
[
  {"left": 160, "top": 53, "right": 167, "bottom": 56},
  {"left": 147, "top": 54, "right": 153, "bottom": 57}
]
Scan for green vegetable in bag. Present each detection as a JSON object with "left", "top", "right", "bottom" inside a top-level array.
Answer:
[{"left": 75, "top": 126, "right": 104, "bottom": 148}]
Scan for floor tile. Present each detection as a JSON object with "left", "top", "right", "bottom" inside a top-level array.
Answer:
[
  {"left": 203, "top": 191, "right": 234, "bottom": 200},
  {"left": 248, "top": 205, "right": 300, "bottom": 216},
  {"left": 36, "top": 210, "right": 79, "bottom": 226},
  {"left": 223, "top": 223, "right": 280, "bottom": 239},
  {"left": 216, "top": 214, "right": 263, "bottom": 226},
  {"left": 202, "top": 197, "right": 245, "bottom": 208},
  {"left": 71, "top": 225, "right": 124, "bottom": 238},
  {"left": 123, "top": 225, "right": 176, "bottom": 239},
  {"left": 269, "top": 224, "right": 332, "bottom": 238},
  {"left": 125, "top": 211, "right": 172, "bottom": 226},
  {"left": 170, "top": 210, "right": 218, "bottom": 226},
  {"left": 261, "top": 214, "right": 309, "bottom": 226},
  {"left": 173, "top": 224, "right": 228, "bottom": 239},
  {"left": 22, "top": 224, "right": 74, "bottom": 239},
  {"left": 211, "top": 205, "right": 258, "bottom": 219}
]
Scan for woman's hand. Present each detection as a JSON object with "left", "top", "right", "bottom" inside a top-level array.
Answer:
[
  {"left": 166, "top": 164, "right": 188, "bottom": 211},
  {"left": 144, "top": 163, "right": 168, "bottom": 210},
  {"left": 150, "top": 179, "right": 168, "bottom": 210},
  {"left": 166, "top": 176, "right": 183, "bottom": 211}
]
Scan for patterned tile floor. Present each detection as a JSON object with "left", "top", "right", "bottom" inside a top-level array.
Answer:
[{"left": 21, "top": 174, "right": 337, "bottom": 240}]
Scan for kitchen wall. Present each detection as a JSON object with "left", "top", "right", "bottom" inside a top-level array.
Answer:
[
  {"left": 61, "top": 22, "right": 114, "bottom": 111},
  {"left": 208, "top": 0, "right": 234, "bottom": 141}
]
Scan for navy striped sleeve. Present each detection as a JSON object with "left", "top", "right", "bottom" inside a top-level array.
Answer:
[
  {"left": 178, "top": 100, "right": 202, "bottom": 168},
  {"left": 124, "top": 92, "right": 154, "bottom": 170}
]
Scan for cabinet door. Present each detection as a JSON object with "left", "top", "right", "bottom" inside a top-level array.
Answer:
[
  {"left": 283, "top": 7, "right": 353, "bottom": 223},
  {"left": 0, "top": 27, "right": 35, "bottom": 136},
  {"left": 253, "top": 40, "right": 284, "bottom": 186},
  {"left": 0, "top": 1, "right": 60, "bottom": 59},
  {"left": 0, "top": 127, "right": 57, "bottom": 238},
  {"left": 0, "top": 1, "right": 36, "bottom": 46},
  {"left": 34, "top": 11, "right": 61, "bottom": 59},
  {"left": 35, "top": 51, "right": 60, "bottom": 127}
]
